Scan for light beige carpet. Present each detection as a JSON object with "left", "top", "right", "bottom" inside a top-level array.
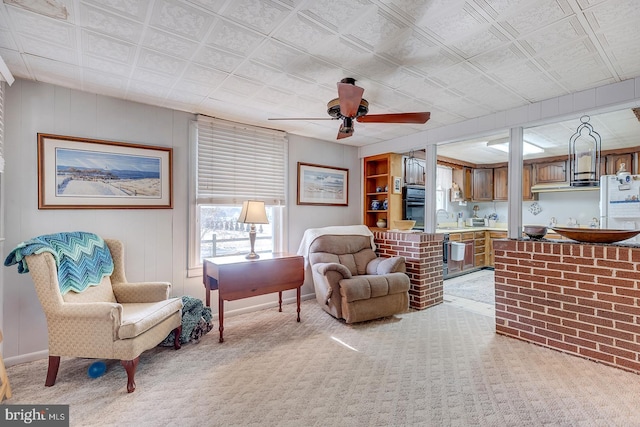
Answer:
[{"left": 5, "top": 299, "right": 640, "bottom": 426}]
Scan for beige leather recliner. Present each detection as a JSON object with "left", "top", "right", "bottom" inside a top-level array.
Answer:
[
  {"left": 308, "top": 234, "right": 410, "bottom": 323},
  {"left": 24, "top": 238, "right": 183, "bottom": 393}
]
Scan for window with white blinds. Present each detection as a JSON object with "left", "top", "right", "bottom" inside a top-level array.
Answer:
[{"left": 196, "top": 116, "right": 287, "bottom": 204}]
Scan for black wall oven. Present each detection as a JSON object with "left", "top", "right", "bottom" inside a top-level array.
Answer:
[{"left": 403, "top": 185, "right": 425, "bottom": 230}]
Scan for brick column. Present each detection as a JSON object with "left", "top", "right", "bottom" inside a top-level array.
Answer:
[{"left": 373, "top": 231, "right": 444, "bottom": 310}]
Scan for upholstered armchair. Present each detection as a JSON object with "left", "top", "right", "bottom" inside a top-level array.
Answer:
[
  {"left": 305, "top": 232, "right": 410, "bottom": 323},
  {"left": 21, "top": 238, "right": 183, "bottom": 393}
]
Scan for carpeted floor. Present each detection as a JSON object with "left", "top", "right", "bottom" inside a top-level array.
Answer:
[
  {"left": 5, "top": 298, "right": 640, "bottom": 426},
  {"left": 444, "top": 269, "right": 495, "bottom": 305}
]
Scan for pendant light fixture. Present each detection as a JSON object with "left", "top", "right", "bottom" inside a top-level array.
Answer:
[{"left": 569, "top": 115, "right": 601, "bottom": 187}]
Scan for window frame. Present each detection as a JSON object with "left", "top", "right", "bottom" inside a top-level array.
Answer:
[{"left": 187, "top": 119, "right": 288, "bottom": 277}]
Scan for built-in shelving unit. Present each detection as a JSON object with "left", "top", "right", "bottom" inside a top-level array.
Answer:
[{"left": 363, "top": 153, "right": 402, "bottom": 230}]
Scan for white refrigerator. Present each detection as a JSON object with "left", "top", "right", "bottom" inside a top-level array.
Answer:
[{"left": 600, "top": 174, "right": 640, "bottom": 242}]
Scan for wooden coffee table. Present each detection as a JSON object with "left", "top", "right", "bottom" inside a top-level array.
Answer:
[{"left": 202, "top": 252, "right": 304, "bottom": 342}]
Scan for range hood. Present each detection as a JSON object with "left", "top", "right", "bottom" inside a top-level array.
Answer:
[{"left": 530, "top": 182, "right": 599, "bottom": 193}]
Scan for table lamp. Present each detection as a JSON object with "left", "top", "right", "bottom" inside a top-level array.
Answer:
[{"left": 237, "top": 200, "right": 269, "bottom": 259}]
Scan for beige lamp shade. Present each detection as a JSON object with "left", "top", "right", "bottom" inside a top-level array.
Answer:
[{"left": 237, "top": 200, "right": 269, "bottom": 225}]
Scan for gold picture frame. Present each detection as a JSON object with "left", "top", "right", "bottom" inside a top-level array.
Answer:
[
  {"left": 38, "top": 133, "right": 173, "bottom": 209},
  {"left": 296, "top": 162, "right": 348, "bottom": 206}
]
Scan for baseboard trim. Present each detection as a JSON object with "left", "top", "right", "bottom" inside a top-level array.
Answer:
[
  {"left": 4, "top": 293, "right": 317, "bottom": 366},
  {"left": 223, "top": 292, "right": 315, "bottom": 318},
  {"left": 5, "top": 349, "right": 48, "bottom": 367}
]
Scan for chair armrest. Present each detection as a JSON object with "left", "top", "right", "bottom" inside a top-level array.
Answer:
[
  {"left": 313, "top": 262, "right": 352, "bottom": 279},
  {"left": 48, "top": 302, "right": 124, "bottom": 345},
  {"left": 56, "top": 302, "right": 122, "bottom": 320},
  {"left": 366, "top": 256, "right": 406, "bottom": 275},
  {"left": 112, "top": 282, "right": 171, "bottom": 303}
]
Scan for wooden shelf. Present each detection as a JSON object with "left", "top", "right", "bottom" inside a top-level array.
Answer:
[{"left": 363, "top": 153, "right": 403, "bottom": 230}]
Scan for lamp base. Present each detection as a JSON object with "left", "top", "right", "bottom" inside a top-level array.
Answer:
[{"left": 246, "top": 226, "right": 259, "bottom": 259}]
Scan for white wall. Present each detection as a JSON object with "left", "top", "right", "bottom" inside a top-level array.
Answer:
[
  {"left": 445, "top": 191, "right": 600, "bottom": 228},
  {"left": 2, "top": 79, "right": 361, "bottom": 363}
]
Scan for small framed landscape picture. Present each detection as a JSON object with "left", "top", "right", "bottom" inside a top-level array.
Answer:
[
  {"left": 37, "top": 133, "right": 173, "bottom": 209},
  {"left": 297, "top": 162, "right": 349, "bottom": 206},
  {"left": 393, "top": 176, "right": 402, "bottom": 194}
]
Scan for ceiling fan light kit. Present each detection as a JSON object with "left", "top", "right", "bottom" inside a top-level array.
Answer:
[{"left": 269, "top": 77, "right": 431, "bottom": 140}]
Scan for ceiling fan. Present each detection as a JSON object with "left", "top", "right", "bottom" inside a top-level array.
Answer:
[{"left": 269, "top": 78, "right": 431, "bottom": 140}]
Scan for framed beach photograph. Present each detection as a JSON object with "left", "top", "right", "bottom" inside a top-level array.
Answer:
[
  {"left": 297, "top": 162, "right": 348, "bottom": 206},
  {"left": 37, "top": 133, "right": 173, "bottom": 209}
]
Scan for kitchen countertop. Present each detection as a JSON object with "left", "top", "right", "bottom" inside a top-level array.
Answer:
[{"left": 434, "top": 226, "right": 507, "bottom": 233}]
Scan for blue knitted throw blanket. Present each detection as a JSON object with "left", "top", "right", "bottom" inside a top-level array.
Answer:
[{"left": 4, "top": 231, "right": 114, "bottom": 295}]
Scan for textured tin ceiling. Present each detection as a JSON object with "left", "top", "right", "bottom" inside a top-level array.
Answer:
[{"left": 1, "top": 0, "right": 639, "bottom": 162}]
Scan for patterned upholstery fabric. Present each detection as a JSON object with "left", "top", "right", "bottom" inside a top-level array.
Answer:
[{"left": 24, "top": 238, "right": 182, "bottom": 361}]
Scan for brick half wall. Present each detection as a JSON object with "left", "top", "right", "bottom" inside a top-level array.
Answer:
[
  {"left": 374, "top": 231, "right": 444, "bottom": 310},
  {"left": 494, "top": 238, "right": 640, "bottom": 374}
]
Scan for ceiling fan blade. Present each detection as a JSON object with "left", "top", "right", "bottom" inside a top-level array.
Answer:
[
  {"left": 357, "top": 112, "right": 431, "bottom": 124},
  {"left": 268, "top": 117, "right": 337, "bottom": 121},
  {"left": 337, "top": 82, "right": 364, "bottom": 118}
]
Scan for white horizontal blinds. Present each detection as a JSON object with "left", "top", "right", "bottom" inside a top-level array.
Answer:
[
  {"left": 197, "top": 116, "right": 287, "bottom": 205},
  {"left": 0, "top": 81, "right": 4, "bottom": 173}
]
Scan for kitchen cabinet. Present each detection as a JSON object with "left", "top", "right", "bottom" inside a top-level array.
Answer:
[
  {"left": 522, "top": 164, "right": 535, "bottom": 201},
  {"left": 451, "top": 167, "right": 472, "bottom": 202},
  {"left": 472, "top": 168, "right": 493, "bottom": 201},
  {"left": 488, "top": 231, "right": 508, "bottom": 267},
  {"left": 534, "top": 161, "right": 567, "bottom": 184},
  {"left": 492, "top": 165, "right": 535, "bottom": 201},
  {"left": 363, "top": 153, "right": 403, "bottom": 230},
  {"left": 493, "top": 167, "right": 508, "bottom": 200},
  {"left": 605, "top": 153, "right": 633, "bottom": 175}
]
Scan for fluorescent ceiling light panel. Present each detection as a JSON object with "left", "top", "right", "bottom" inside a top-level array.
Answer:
[{"left": 486, "top": 138, "right": 544, "bottom": 155}]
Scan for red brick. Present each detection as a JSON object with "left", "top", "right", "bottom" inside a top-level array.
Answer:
[
  {"left": 578, "top": 330, "right": 614, "bottom": 345},
  {"left": 563, "top": 288, "right": 594, "bottom": 298},
  {"left": 596, "top": 326, "right": 635, "bottom": 341},
  {"left": 613, "top": 321, "right": 640, "bottom": 335},
  {"left": 562, "top": 319, "right": 595, "bottom": 332},
  {"left": 576, "top": 298, "right": 613, "bottom": 310},
  {"left": 547, "top": 339, "right": 578, "bottom": 354},
  {"left": 598, "top": 276, "right": 636, "bottom": 288},
  {"left": 548, "top": 308, "right": 577, "bottom": 320},
  {"left": 616, "top": 358, "right": 640, "bottom": 374},
  {"left": 613, "top": 303, "right": 640, "bottom": 316},
  {"left": 597, "top": 293, "right": 634, "bottom": 305},
  {"left": 546, "top": 322, "right": 577, "bottom": 336},
  {"left": 615, "top": 339, "right": 640, "bottom": 353},
  {"left": 562, "top": 303, "right": 595, "bottom": 315},
  {"left": 532, "top": 297, "right": 562, "bottom": 309},
  {"left": 534, "top": 327, "right": 563, "bottom": 341},
  {"left": 565, "top": 335, "right": 598, "bottom": 349},
  {"left": 599, "top": 344, "right": 636, "bottom": 360},
  {"left": 519, "top": 331, "right": 547, "bottom": 345},
  {"left": 546, "top": 262, "right": 578, "bottom": 272},
  {"left": 579, "top": 348, "right": 615, "bottom": 364},
  {"left": 596, "top": 309, "right": 634, "bottom": 323}
]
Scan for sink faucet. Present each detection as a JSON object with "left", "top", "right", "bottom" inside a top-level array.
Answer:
[{"left": 436, "top": 209, "right": 449, "bottom": 226}]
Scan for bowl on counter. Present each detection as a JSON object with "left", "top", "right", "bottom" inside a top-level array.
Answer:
[
  {"left": 523, "top": 225, "right": 548, "bottom": 239},
  {"left": 551, "top": 227, "right": 640, "bottom": 244},
  {"left": 394, "top": 220, "right": 416, "bottom": 230}
]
